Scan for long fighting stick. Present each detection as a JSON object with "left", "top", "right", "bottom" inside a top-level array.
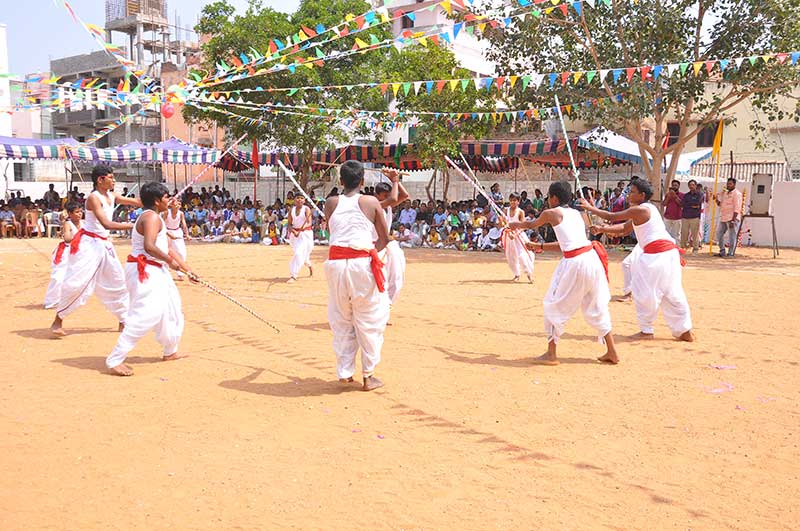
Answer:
[
  {"left": 277, "top": 159, "right": 326, "bottom": 218},
  {"left": 174, "top": 132, "right": 249, "bottom": 199},
  {"left": 554, "top": 95, "right": 593, "bottom": 228},
  {"left": 184, "top": 270, "right": 281, "bottom": 333}
]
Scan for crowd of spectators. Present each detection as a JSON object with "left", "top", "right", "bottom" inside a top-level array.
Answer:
[{"left": 1, "top": 177, "right": 715, "bottom": 254}]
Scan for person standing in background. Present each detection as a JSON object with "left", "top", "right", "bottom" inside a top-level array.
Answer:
[
  {"left": 680, "top": 180, "right": 704, "bottom": 254},
  {"left": 663, "top": 179, "right": 683, "bottom": 241}
]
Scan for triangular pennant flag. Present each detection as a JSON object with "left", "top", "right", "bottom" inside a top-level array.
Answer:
[
  {"left": 572, "top": 2, "right": 582, "bottom": 15},
  {"left": 625, "top": 67, "right": 636, "bottom": 82},
  {"left": 440, "top": 0, "right": 452, "bottom": 14},
  {"left": 599, "top": 69, "right": 610, "bottom": 81},
  {"left": 558, "top": 4, "right": 568, "bottom": 15},
  {"left": 379, "top": 83, "right": 389, "bottom": 95},
  {"left": 692, "top": 61, "right": 703, "bottom": 75},
  {"left": 667, "top": 64, "right": 679, "bottom": 76},
  {"left": 549, "top": 73, "right": 558, "bottom": 87},
  {"left": 392, "top": 83, "right": 401, "bottom": 97},
  {"left": 509, "top": 75, "right": 518, "bottom": 88},
  {"left": 776, "top": 53, "right": 789, "bottom": 64},
  {"left": 461, "top": 78, "right": 470, "bottom": 91},
  {"left": 402, "top": 82, "right": 412, "bottom": 96},
  {"left": 413, "top": 81, "right": 423, "bottom": 95},
  {"left": 705, "top": 61, "right": 715, "bottom": 74},
  {"left": 761, "top": 54, "right": 773, "bottom": 63},
  {"left": 679, "top": 62, "right": 690, "bottom": 75},
  {"left": 447, "top": 79, "right": 457, "bottom": 92},
  {"left": 370, "top": 34, "right": 380, "bottom": 45},
  {"left": 484, "top": 77, "right": 494, "bottom": 91},
  {"left": 531, "top": 73, "right": 544, "bottom": 89},
  {"left": 426, "top": 81, "right": 435, "bottom": 94},
  {"left": 521, "top": 75, "right": 531, "bottom": 91},
  {"left": 573, "top": 71, "right": 583, "bottom": 84},
  {"left": 734, "top": 57, "right": 745, "bottom": 69},
  {"left": 652, "top": 65, "right": 663, "bottom": 80},
  {"left": 612, "top": 69, "right": 623, "bottom": 82},
  {"left": 718, "top": 59, "right": 729, "bottom": 71},
  {"left": 748, "top": 56, "right": 758, "bottom": 65},
  {"left": 453, "top": 22, "right": 463, "bottom": 39},
  {"left": 791, "top": 52, "right": 800, "bottom": 65},
  {"left": 640, "top": 65, "right": 651, "bottom": 80},
  {"left": 586, "top": 70, "right": 596, "bottom": 84}
]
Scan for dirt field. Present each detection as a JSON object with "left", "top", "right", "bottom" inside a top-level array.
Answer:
[{"left": 0, "top": 238, "right": 798, "bottom": 530}]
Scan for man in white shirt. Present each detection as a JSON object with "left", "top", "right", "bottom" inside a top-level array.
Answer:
[{"left": 398, "top": 202, "right": 417, "bottom": 226}]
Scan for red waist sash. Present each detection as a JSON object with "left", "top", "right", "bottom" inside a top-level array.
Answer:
[
  {"left": 127, "top": 254, "right": 163, "bottom": 282},
  {"left": 53, "top": 242, "right": 68, "bottom": 265},
  {"left": 69, "top": 229, "right": 107, "bottom": 255},
  {"left": 563, "top": 241, "right": 609, "bottom": 282},
  {"left": 328, "top": 246, "right": 385, "bottom": 293},
  {"left": 643, "top": 239, "right": 686, "bottom": 266}
]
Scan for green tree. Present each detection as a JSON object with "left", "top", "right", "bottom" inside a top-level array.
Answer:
[
  {"left": 481, "top": 0, "right": 800, "bottom": 199},
  {"left": 187, "top": 0, "right": 392, "bottom": 188},
  {"left": 383, "top": 45, "right": 495, "bottom": 201}
]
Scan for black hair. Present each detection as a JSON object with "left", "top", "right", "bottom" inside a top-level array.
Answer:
[
  {"left": 630, "top": 175, "right": 640, "bottom": 182},
  {"left": 508, "top": 193, "right": 520, "bottom": 201},
  {"left": 91, "top": 164, "right": 114, "bottom": 189},
  {"left": 688, "top": 179, "right": 697, "bottom": 185},
  {"left": 140, "top": 181, "right": 169, "bottom": 209},
  {"left": 340, "top": 160, "right": 364, "bottom": 190},
  {"left": 374, "top": 182, "right": 392, "bottom": 195},
  {"left": 631, "top": 179, "right": 653, "bottom": 201},
  {"left": 671, "top": 179, "right": 681, "bottom": 185},
  {"left": 548, "top": 181, "right": 572, "bottom": 206},
  {"left": 65, "top": 201, "right": 81, "bottom": 213},
  {"left": 727, "top": 177, "right": 737, "bottom": 184}
]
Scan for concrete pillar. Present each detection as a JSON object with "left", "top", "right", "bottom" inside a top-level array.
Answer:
[{"left": 136, "top": 22, "right": 144, "bottom": 67}]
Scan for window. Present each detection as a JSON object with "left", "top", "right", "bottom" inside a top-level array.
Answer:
[
  {"left": 791, "top": 168, "right": 800, "bottom": 180},
  {"left": 697, "top": 121, "right": 722, "bottom": 148},
  {"left": 407, "top": 127, "right": 418, "bottom": 142},
  {"left": 401, "top": 15, "right": 414, "bottom": 29},
  {"left": 666, "top": 122, "right": 680, "bottom": 147}
]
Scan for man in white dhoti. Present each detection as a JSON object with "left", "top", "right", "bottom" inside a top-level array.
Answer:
[
  {"left": 620, "top": 244, "right": 642, "bottom": 300},
  {"left": 373, "top": 169, "right": 408, "bottom": 305},
  {"left": 324, "top": 160, "right": 391, "bottom": 391},
  {"left": 43, "top": 202, "right": 83, "bottom": 309},
  {"left": 162, "top": 200, "right": 189, "bottom": 281},
  {"left": 581, "top": 179, "right": 694, "bottom": 342},
  {"left": 50, "top": 165, "right": 141, "bottom": 337},
  {"left": 509, "top": 181, "right": 619, "bottom": 365},
  {"left": 106, "top": 182, "right": 194, "bottom": 376},
  {"left": 502, "top": 193, "right": 534, "bottom": 283},
  {"left": 287, "top": 195, "right": 314, "bottom": 283}
]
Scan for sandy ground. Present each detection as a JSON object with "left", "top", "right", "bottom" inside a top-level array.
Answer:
[{"left": 0, "top": 238, "right": 798, "bottom": 530}]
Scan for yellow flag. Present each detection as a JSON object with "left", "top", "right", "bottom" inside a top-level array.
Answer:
[{"left": 711, "top": 120, "right": 724, "bottom": 159}]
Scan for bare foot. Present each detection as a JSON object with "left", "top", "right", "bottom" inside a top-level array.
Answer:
[
  {"left": 527, "top": 274, "right": 533, "bottom": 284},
  {"left": 532, "top": 353, "right": 559, "bottom": 366},
  {"left": 162, "top": 352, "right": 189, "bottom": 361},
  {"left": 597, "top": 352, "right": 619, "bottom": 364},
  {"left": 50, "top": 317, "right": 66, "bottom": 337},
  {"left": 678, "top": 330, "right": 696, "bottom": 342},
  {"left": 307, "top": 264, "right": 313, "bottom": 277},
  {"left": 109, "top": 364, "right": 134, "bottom": 376},
  {"left": 630, "top": 332, "right": 655, "bottom": 340},
  {"left": 287, "top": 277, "right": 297, "bottom": 284},
  {"left": 614, "top": 293, "right": 632, "bottom": 302},
  {"left": 512, "top": 276, "right": 520, "bottom": 282},
  {"left": 339, "top": 377, "right": 354, "bottom": 383},
  {"left": 363, "top": 375, "right": 384, "bottom": 391},
  {"left": 118, "top": 322, "right": 125, "bottom": 332}
]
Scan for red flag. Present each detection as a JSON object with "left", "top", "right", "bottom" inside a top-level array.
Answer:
[{"left": 252, "top": 139, "right": 259, "bottom": 202}]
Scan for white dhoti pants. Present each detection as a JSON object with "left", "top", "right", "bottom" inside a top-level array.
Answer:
[
  {"left": 504, "top": 230, "right": 534, "bottom": 277},
  {"left": 106, "top": 262, "right": 184, "bottom": 368},
  {"left": 44, "top": 244, "right": 69, "bottom": 309},
  {"left": 621, "top": 245, "right": 642, "bottom": 295},
  {"left": 631, "top": 249, "right": 692, "bottom": 336},
  {"left": 289, "top": 230, "right": 314, "bottom": 278},
  {"left": 543, "top": 251, "right": 612, "bottom": 343},
  {"left": 56, "top": 236, "right": 128, "bottom": 322},
  {"left": 325, "top": 256, "right": 390, "bottom": 379},
  {"left": 167, "top": 230, "right": 186, "bottom": 277},
  {"left": 384, "top": 240, "right": 406, "bottom": 305}
]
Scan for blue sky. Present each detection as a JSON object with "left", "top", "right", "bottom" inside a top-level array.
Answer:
[{"left": 2, "top": 0, "right": 300, "bottom": 75}]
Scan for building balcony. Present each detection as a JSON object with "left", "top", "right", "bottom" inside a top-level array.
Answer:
[{"left": 52, "top": 109, "right": 111, "bottom": 127}]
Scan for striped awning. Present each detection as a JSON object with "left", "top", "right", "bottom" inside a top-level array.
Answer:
[
  {"left": 65, "top": 145, "right": 151, "bottom": 162},
  {"left": 0, "top": 135, "right": 79, "bottom": 160}
]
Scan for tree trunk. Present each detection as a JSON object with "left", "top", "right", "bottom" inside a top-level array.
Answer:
[
  {"left": 425, "top": 168, "right": 438, "bottom": 202},
  {"left": 442, "top": 166, "right": 451, "bottom": 204}
]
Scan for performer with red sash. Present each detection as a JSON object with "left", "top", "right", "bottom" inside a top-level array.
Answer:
[
  {"left": 324, "top": 160, "right": 392, "bottom": 391},
  {"left": 50, "top": 165, "right": 142, "bottom": 337},
  {"left": 509, "top": 181, "right": 619, "bottom": 365},
  {"left": 106, "top": 182, "right": 194, "bottom": 376},
  {"left": 581, "top": 179, "right": 694, "bottom": 342},
  {"left": 373, "top": 168, "right": 409, "bottom": 305},
  {"left": 287, "top": 195, "right": 314, "bottom": 283},
  {"left": 502, "top": 193, "right": 535, "bottom": 283},
  {"left": 43, "top": 202, "right": 83, "bottom": 309}
]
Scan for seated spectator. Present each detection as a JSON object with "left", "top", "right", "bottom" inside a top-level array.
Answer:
[
  {"left": 487, "top": 223, "right": 504, "bottom": 251},
  {"left": 0, "top": 204, "right": 21, "bottom": 238},
  {"left": 444, "top": 227, "right": 463, "bottom": 250},
  {"left": 204, "top": 219, "right": 226, "bottom": 242},
  {"left": 477, "top": 227, "right": 495, "bottom": 251},
  {"left": 395, "top": 224, "right": 415, "bottom": 248},
  {"left": 232, "top": 222, "right": 254, "bottom": 243},
  {"left": 314, "top": 220, "right": 329, "bottom": 245},
  {"left": 261, "top": 221, "right": 280, "bottom": 246},
  {"left": 188, "top": 221, "right": 203, "bottom": 240}
]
